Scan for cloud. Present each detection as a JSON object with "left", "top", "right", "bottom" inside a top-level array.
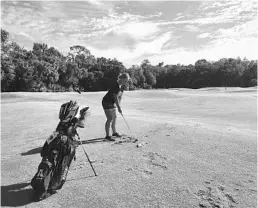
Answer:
[
  {"left": 89, "top": 15, "right": 257, "bottom": 67},
  {"left": 135, "top": 32, "right": 172, "bottom": 54},
  {"left": 174, "top": 13, "right": 185, "bottom": 21},
  {"left": 65, "top": 10, "right": 166, "bottom": 44},
  {"left": 197, "top": 18, "right": 257, "bottom": 43},
  {"left": 87, "top": 0, "right": 103, "bottom": 6},
  {"left": 1, "top": 2, "right": 54, "bottom": 39},
  {"left": 18, "top": 32, "right": 34, "bottom": 41},
  {"left": 159, "top": 1, "right": 257, "bottom": 26},
  {"left": 1, "top": 1, "right": 257, "bottom": 68},
  {"left": 215, "top": 19, "right": 257, "bottom": 39},
  {"left": 198, "top": 1, "right": 257, "bottom": 24},
  {"left": 145, "top": 35, "right": 258, "bottom": 66},
  {"left": 184, "top": 25, "right": 199, "bottom": 32},
  {"left": 146, "top": 17, "right": 258, "bottom": 66},
  {"left": 87, "top": 31, "right": 173, "bottom": 66},
  {"left": 199, "top": 1, "right": 239, "bottom": 11},
  {"left": 197, "top": 33, "right": 211, "bottom": 39},
  {"left": 115, "top": 22, "right": 159, "bottom": 39}
]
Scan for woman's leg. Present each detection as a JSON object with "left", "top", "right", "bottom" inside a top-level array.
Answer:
[
  {"left": 104, "top": 109, "right": 115, "bottom": 137},
  {"left": 105, "top": 118, "right": 112, "bottom": 137},
  {"left": 111, "top": 109, "right": 117, "bottom": 134}
]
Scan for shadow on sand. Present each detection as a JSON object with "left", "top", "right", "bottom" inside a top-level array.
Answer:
[
  {"left": 21, "top": 147, "right": 42, "bottom": 156},
  {"left": 79, "top": 137, "right": 111, "bottom": 145},
  {"left": 20, "top": 138, "right": 110, "bottom": 156},
  {"left": 1, "top": 182, "right": 35, "bottom": 207}
]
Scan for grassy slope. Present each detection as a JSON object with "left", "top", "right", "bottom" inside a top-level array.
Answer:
[{"left": 1, "top": 88, "right": 257, "bottom": 208}]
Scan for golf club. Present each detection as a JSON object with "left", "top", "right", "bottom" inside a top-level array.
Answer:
[
  {"left": 73, "top": 85, "right": 81, "bottom": 94},
  {"left": 121, "top": 113, "right": 136, "bottom": 139},
  {"left": 76, "top": 132, "right": 97, "bottom": 176}
]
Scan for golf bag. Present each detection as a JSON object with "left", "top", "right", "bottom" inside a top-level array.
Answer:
[{"left": 31, "top": 100, "right": 89, "bottom": 201}]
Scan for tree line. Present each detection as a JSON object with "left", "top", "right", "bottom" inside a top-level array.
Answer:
[{"left": 1, "top": 29, "right": 257, "bottom": 92}]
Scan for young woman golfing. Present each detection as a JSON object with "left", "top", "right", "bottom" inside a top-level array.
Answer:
[{"left": 102, "top": 73, "right": 130, "bottom": 141}]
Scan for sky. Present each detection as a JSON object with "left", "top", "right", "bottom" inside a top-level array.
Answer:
[{"left": 1, "top": 0, "right": 257, "bottom": 67}]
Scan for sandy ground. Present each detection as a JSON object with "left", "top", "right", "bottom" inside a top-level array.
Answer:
[{"left": 1, "top": 87, "right": 257, "bottom": 208}]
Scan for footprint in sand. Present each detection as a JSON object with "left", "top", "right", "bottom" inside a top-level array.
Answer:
[
  {"left": 143, "top": 170, "right": 152, "bottom": 175},
  {"left": 114, "top": 135, "right": 138, "bottom": 145},
  {"left": 196, "top": 184, "right": 237, "bottom": 208},
  {"left": 72, "top": 161, "right": 90, "bottom": 170},
  {"left": 143, "top": 152, "right": 168, "bottom": 170},
  {"left": 139, "top": 168, "right": 153, "bottom": 178}
]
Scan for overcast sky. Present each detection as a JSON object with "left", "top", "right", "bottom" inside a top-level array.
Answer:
[{"left": 1, "top": 0, "right": 257, "bottom": 67}]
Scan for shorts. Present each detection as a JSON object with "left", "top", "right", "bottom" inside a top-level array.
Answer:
[{"left": 102, "top": 100, "right": 116, "bottom": 110}]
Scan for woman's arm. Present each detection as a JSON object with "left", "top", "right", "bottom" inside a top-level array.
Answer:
[{"left": 113, "top": 94, "right": 122, "bottom": 114}]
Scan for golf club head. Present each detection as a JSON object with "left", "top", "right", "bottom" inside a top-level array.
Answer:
[{"left": 73, "top": 85, "right": 81, "bottom": 94}]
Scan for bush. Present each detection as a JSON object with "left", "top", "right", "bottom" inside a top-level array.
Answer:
[
  {"left": 39, "top": 86, "right": 47, "bottom": 92},
  {"left": 68, "top": 86, "right": 74, "bottom": 92},
  {"left": 249, "top": 79, "right": 257, "bottom": 87},
  {"left": 144, "top": 84, "right": 152, "bottom": 89}
]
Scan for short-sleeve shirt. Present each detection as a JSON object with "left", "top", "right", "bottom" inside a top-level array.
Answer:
[{"left": 102, "top": 82, "right": 123, "bottom": 104}]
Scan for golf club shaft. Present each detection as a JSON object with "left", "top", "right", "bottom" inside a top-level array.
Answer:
[
  {"left": 77, "top": 135, "right": 97, "bottom": 176},
  {"left": 72, "top": 89, "right": 97, "bottom": 176},
  {"left": 121, "top": 114, "right": 134, "bottom": 137}
]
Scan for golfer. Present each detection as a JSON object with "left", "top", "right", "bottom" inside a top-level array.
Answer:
[{"left": 102, "top": 73, "right": 130, "bottom": 141}]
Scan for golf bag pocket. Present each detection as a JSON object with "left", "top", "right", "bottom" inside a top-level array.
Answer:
[
  {"left": 46, "top": 132, "right": 59, "bottom": 145},
  {"left": 31, "top": 160, "right": 53, "bottom": 195}
]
